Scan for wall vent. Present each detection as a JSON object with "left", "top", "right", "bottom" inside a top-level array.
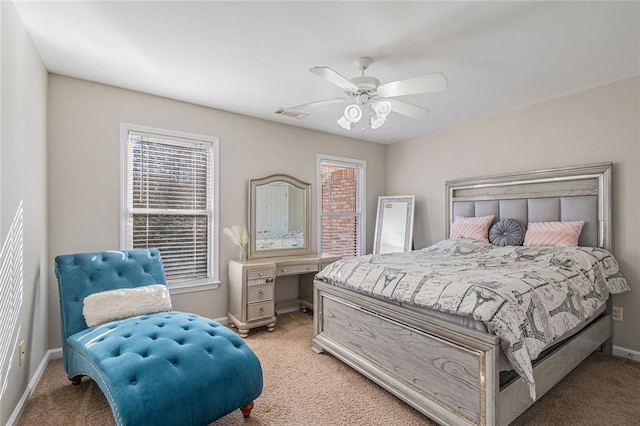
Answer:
[{"left": 275, "top": 108, "right": 309, "bottom": 120}]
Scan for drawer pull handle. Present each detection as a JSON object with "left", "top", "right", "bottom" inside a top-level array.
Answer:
[
  {"left": 259, "top": 272, "right": 264, "bottom": 276},
  {"left": 306, "top": 266, "right": 311, "bottom": 270},
  {"left": 281, "top": 268, "right": 287, "bottom": 273},
  {"left": 259, "top": 306, "right": 265, "bottom": 314},
  {"left": 258, "top": 290, "right": 264, "bottom": 298}
]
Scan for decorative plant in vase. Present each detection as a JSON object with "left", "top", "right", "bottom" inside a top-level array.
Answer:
[{"left": 223, "top": 224, "right": 249, "bottom": 260}]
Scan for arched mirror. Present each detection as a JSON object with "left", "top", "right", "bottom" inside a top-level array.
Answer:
[
  {"left": 249, "top": 174, "right": 311, "bottom": 258},
  {"left": 373, "top": 196, "right": 415, "bottom": 255}
]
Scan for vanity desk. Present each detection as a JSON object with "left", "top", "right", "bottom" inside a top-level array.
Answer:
[
  {"left": 227, "top": 253, "right": 340, "bottom": 337},
  {"left": 228, "top": 173, "right": 340, "bottom": 337}
]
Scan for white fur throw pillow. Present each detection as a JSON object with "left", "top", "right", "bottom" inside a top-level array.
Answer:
[{"left": 83, "top": 284, "right": 172, "bottom": 327}]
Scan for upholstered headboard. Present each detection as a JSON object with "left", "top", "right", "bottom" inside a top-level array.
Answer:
[{"left": 445, "top": 163, "right": 612, "bottom": 249}]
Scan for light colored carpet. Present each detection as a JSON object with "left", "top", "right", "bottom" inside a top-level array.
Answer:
[{"left": 17, "top": 311, "right": 640, "bottom": 425}]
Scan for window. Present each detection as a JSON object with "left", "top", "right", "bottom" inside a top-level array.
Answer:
[
  {"left": 121, "top": 124, "right": 219, "bottom": 293},
  {"left": 0, "top": 201, "right": 23, "bottom": 400},
  {"left": 318, "top": 155, "right": 365, "bottom": 257}
]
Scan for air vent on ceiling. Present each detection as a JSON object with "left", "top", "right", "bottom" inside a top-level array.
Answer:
[{"left": 275, "top": 108, "right": 309, "bottom": 120}]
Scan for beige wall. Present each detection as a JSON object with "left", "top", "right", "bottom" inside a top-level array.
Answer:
[
  {"left": 0, "top": 2, "right": 48, "bottom": 423},
  {"left": 47, "top": 75, "right": 386, "bottom": 348},
  {"left": 387, "top": 76, "right": 640, "bottom": 352}
]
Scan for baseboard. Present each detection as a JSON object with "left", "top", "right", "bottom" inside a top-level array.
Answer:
[
  {"left": 48, "top": 347, "right": 63, "bottom": 359},
  {"left": 613, "top": 345, "right": 640, "bottom": 362},
  {"left": 213, "top": 315, "right": 229, "bottom": 325},
  {"left": 275, "top": 299, "right": 307, "bottom": 314},
  {"left": 276, "top": 305, "right": 303, "bottom": 314},
  {"left": 7, "top": 347, "right": 62, "bottom": 426}
]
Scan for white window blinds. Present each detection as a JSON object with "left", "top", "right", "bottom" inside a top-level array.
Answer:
[
  {"left": 319, "top": 157, "right": 365, "bottom": 257},
  {"left": 125, "top": 130, "right": 214, "bottom": 283}
]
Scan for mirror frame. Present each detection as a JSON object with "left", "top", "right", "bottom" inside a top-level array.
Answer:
[
  {"left": 248, "top": 174, "right": 311, "bottom": 258},
  {"left": 373, "top": 195, "right": 415, "bottom": 255}
]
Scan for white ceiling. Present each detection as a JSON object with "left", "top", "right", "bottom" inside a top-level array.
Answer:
[{"left": 14, "top": 1, "right": 640, "bottom": 144}]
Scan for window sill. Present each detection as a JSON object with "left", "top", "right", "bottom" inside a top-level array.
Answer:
[{"left": 168, "top": 280, "right": 220, "bottom": 295}]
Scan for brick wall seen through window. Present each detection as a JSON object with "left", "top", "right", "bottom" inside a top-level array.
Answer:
[{"left": 319, "top": 157, "right": 364, "bottom": 257}]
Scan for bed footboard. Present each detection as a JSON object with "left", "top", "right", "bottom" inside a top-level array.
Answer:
[
  {"left": 313, "top": 280, "right": 501, "bottom": 426},
  {"left": 313, "top": 280, "right": 612, "bottom": 426}
]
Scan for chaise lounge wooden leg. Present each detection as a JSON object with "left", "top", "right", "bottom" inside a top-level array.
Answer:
[
  {"left": 240, "top": 401, "right": 254, "bottom": 418},
  {"left": 69, "top": 375, "right": 83, "bottom": 385}
]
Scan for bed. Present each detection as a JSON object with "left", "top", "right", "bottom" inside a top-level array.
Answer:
[{"left": 312, "top": 163, "right": 629, "bottom": 426}]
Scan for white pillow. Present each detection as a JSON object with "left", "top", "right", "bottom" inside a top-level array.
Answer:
[{"left": 83, "top": 284, "right": 172, "bottom": 327}]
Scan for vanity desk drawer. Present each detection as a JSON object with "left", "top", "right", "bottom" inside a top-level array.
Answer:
[
  {"left": 247, "top": 301, "right": 275, "bottom": 321},
  {"left": 277, "top": 262, "right": 319, "bottom": 276},
  {"left": 247, "top": 276, "right": 274, "bottom": 287},
  {"left": 247, "top": 268, "right": 274, "bottom": 280},
  {"left": 247, "top": 284, "right": 274, "bottom": 303}
]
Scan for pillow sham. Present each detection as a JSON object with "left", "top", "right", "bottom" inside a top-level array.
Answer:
[
  {"left": 450, "top": 215, "right": 495, "bottom": 242},
  {"left": 489, "top": 219, "right": 526, "bottom": 246},
  {"left": 83, "top": 284, "right": 172, "bottom": 327},
  {"left": 523, "top": 221, "right": 584, "bottom": 247}
]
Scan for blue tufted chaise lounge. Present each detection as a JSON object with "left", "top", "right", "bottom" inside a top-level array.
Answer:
[{"left": 55, "top": 249, "right": 263, "bottom": 425}]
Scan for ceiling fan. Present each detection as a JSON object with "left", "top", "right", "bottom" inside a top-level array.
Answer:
[{"left": 276, "top": 57, "right": 447, "bottom": 130}]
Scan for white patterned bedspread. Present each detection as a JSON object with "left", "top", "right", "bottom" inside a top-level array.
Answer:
[{"left": 316, "top": 239, "right": 630, "bottom": 399}]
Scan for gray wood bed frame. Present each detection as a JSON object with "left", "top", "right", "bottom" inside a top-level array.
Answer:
[{"left": 312, "top": 163, "right": 613, "bottom": 426}]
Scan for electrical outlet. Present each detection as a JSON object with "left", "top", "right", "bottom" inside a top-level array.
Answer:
[
  {"left": 612, "top": 306, "right": 623, "bottom": 322},
  {"left": 19, "top": 341, "right": 25, "bottom": 366}
]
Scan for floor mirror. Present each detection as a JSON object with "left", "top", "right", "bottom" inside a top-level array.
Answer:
[{"left": 373, "top": 195, "right": 415, "bottom": 255}]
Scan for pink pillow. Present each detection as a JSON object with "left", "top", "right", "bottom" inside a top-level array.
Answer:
[
  {"left": 523, "top": 221, "right": 585, "bottom": 247},
  {"left": 450, "top": 215, "right": 494, "bottom": 242}
]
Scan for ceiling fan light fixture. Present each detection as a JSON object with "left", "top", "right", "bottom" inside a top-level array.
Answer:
[
  {"left": 337, "top": 115, "right": 356, "bottom": 130},
  {"left": 368, "top": 100, "right": 392, "bottom": 130},
  {"left": 373, "top": 100, "right": 392, "bottom": 119},
  {"left": 370, "top": 115, "right": 386, "bottom": 129},
  {"left": 344, "top": 104, "right": 362, "bottom": 122},
  {"left": 337, "top": 104, "right": 362, "bottom": 130}
]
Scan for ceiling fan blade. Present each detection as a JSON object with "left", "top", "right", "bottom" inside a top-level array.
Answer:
[
  {"left": 288, "top": 97, "right": 349, "bottom": 110},
  {"left": 378, "top": 72, "right": 447, "bottom": 98},
  {"left": 309, "top": 66, "right": 358, "bottom": 91},
  {"left": 388, "top": 99, "right": 431, "bottom": 119}
]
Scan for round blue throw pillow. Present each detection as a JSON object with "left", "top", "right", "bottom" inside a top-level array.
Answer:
[{"left": 489, "top": 219, "right": 526, "bottom": 246}]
